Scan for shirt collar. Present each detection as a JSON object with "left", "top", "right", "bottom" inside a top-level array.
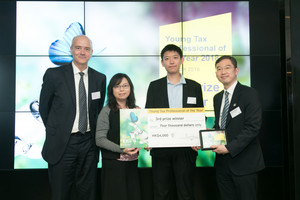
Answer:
[
  {"left": 167, "top": 74, "right": 186, "bottom": 85},
  {"left": 224, "top": 80, "right": 238, "bottom": 95},
  {"left": 72, "top": 62, "right": 88, "bottom": 75}
]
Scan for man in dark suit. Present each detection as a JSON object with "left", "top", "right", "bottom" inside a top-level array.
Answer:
[
  {"left": 211, "top": 55, "right": 265, "bottom": 200},
  {"left": 39, "top": 35, "right": 106, "bottom": 200},
  {"left": 145, "top": 44, "right": 204, "bottom": 200}
]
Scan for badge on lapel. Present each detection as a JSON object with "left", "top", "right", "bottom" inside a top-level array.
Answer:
[
  {"left": 230, "top": 105, "right": 241, "bottom": 118},
  {"left": 92, "top": 91, "right": 101, "bottom": 100}
]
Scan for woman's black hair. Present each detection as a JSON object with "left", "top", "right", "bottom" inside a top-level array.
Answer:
[{"left": 107, "top": 73, "right": 136, "bottom": 111}]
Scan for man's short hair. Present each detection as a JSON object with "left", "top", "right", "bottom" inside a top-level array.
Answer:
[
  {"left": 71, "top": 35, "right": 93, "bottom": 50},
  {"left": 161, "top": 44, "right": 183, "bottom": 60},
  {"left": 215, "top": 55, "right": 237, "bottom": 68}
]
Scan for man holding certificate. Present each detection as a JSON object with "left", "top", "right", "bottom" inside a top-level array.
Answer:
[
  {"left": 212, "top": 56, "right": 265, "bottom": 200},
  {"left": 145, "top": 44, "right": 204, "bottom": 200}
]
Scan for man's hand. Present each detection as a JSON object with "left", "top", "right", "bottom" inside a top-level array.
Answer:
[
  {"left": 191, "top": 146, "right": 200, "bottom": 152},
  {"left": 211, "top": 145, "right": 229, "bottom": 154},
  {"left": 144, "top": 147, "right": 152, "bottom": 151}
]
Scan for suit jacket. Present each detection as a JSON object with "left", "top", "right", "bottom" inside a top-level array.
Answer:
[
  {"left": 145, "top": 76, "right": 204, "bottom": 162},
  {"left": 39, "top": 63, "right": 106, "bottom": 165},
  {"left": 213, "top": 82, "right": 265, "bottom": 175}
]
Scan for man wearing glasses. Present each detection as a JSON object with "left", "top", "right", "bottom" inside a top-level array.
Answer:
[{"left": 211, "top": 55, "right": 265, "bottom": 200}]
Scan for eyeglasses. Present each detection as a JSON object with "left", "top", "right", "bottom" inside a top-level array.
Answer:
[
  {"left": 216, "top": 65, "right": 235, "bottom": 72},
  {"left": 114, "top": 84, "right": 129, "bottom": 90}
]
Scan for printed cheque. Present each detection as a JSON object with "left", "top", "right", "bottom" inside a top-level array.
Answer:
[{"left": 120, "top": 108, "right": 206, "bottom": 148}]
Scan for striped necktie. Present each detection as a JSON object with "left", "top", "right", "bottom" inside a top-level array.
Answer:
[
  {"left": 221, "top": 91, "right": 229, "bottom": 129},
  {"left": 78, "top": 72, "right": 87, "bottom": 133}
]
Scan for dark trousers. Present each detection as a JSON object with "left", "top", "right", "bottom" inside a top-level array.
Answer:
[
  {"left": 152, "top": 150, "right": 195, "bottom": 200},
  {"left": 48, "top": 132, "right": 98, "bottom": 200},
  {"left": 216, "top": 155, "right": 258, "bottom": 200},
  {"left": 101, "top": 159, "right": 141, "bottom": 200}
]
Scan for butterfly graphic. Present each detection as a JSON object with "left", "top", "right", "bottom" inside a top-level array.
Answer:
[
  {"left": 48, "top": 22, "right": 85, "bottom": 65},
  {"left": 49, "top": 22, "right": 106, "bottom": 65},
  {"left": 29, "top": 100, "right": 42, "bottom": 123},
  {"left": 48, "top": 22, "right": 106, "bottom": 66},
  {"left": 15, "top": 136, "right": 42, "bottom": 159}
]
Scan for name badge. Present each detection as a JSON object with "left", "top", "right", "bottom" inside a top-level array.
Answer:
[
  {"left": 230, "top": 106, "right": 241, "bottom": 118},
  {"left": 187, "top": 97, "right": 196, "bottom": 104},
  {"left": 92, "top": 91, "right": 101, "bottom": 100}
]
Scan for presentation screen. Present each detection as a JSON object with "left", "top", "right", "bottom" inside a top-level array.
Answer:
[{"left": 15, "top": 1, "right": 250, "bottom": 169}]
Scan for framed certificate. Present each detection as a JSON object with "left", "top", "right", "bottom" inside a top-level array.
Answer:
[{"left": 199, "top": 130, "right": 227, "bottom": 150}]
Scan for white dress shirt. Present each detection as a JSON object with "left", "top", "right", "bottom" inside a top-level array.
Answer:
[
  {"left": 219, "top": 80, "right": 238, "bottom": 127},
  {"left": 71, "top": 62, "right": 90, "bottom": 133}
]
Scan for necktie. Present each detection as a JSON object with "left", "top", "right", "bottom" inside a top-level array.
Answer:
[
  {"left": 78, "top": 72, "right": 87, "bottom": 133},
  {"left": 220, "top": 91, "right": 229, "bottom": 129}
]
